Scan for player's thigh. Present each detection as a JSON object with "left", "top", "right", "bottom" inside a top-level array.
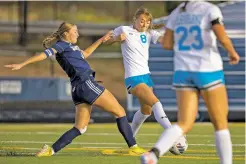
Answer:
[
  {"left": 200, "top": 85, "right": 229, "bottom": 130},
  {"left": 75, "top": 103, "right": 92, "bottom": 129},
  {"left": 93, "top": 89, "right": 126, "bottom": 118},
  {"left": 131, "top": 84, "right": 159, "bottom": 106},
  {"left": 126, "top": 74, "right": 158, "bottom": 106},
  {"left": 71, "top": 78, "right": 105, "bottom": 106},
  {"left": 176, "top": 89, "right": 199, "bottom": 133}
]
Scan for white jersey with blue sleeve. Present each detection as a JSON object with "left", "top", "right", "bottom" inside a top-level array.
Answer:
[
  {"left": 113, "top": 26, "right": 161, "bottom": 78},
  {"left": 166, "top": 1, "right": 223, "bottom": 72}
]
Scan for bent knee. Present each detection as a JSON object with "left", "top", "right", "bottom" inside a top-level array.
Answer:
[{"left": 132, "top": 88, "right": 159, "bottom": 106}]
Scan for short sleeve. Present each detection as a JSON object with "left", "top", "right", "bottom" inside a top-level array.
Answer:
[
  {"left": 166, "top": 5, "right": 181, "bottom": 30},
  {"left": 51, "top": 42, "right": 65, "bottom": 54},
  {"left": 113, "top": 26, "right": 123, "bottom": 36},
  {"left": 208, "top": 6, "right": 223, "bottom": 22},
  {"left": 150, "top": 30, "right": 161, "bottom": 44},
  {"left": 44, "top": 48, "right": 55, "bottom": 57}
]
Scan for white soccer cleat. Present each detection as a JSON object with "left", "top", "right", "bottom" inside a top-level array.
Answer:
[{"left": 169, "top": 135, "right": 188, "bottom": 155}]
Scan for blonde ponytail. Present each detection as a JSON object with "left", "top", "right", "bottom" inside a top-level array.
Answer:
[
  {"left": 42, "top": 22, "right": 75, "bottom": 49},
  {"left": 42, "top": 31, "right": 60, "bottom": 49},
  {"left": 151, "top": 24, "right": 165, "bottom": 30}
]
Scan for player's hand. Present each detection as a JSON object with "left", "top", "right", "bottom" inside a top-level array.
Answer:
[
  {"left": 229, "top": 52, "right": 240, "bottom": 65},
  {"left": 119, "top": 33, "right": 126, "bottom": 42},
  {"left": 102, "top": 31, "right": 114, "bottom": 43},
  {"left": 4, "top": 63, "right": 24, "bottom": 70}
]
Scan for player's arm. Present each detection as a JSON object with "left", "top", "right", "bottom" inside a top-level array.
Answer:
[
  {"left": 162, "top": 28, "right": 174, "bottom": 50},
  {"left": 104, "top": 26, "right": 125, "bottom": 45},
  {"left": 4, "top": 48, "right": 57, "bottom": 70},
  {"left": 212, "top": 21, "right": 240, "bottom": 65},
  {"left": 157, "top": 35, "right": 164, "bottom": 43},
  {"left": 104, "top": 33, "right": 126, "bottom": 45},
  {"left": 209, "top": 6, "right": 240, "bottom": 65},
  {"left": 82, "top": 31, "right": 113, "bottom": 59},
  {"left": 161, "top": 5, "right": 178, "bottom": 50}
]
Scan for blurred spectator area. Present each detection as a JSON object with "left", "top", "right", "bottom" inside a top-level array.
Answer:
[
  {"left": 0, "top": 55, "right": 126, "bottom": 101},
  {"left": 0, "top": 1, "right": 225, "bottom": 49},
  {"left": 0, "top": 1, "right": 170, "bottom": 49},
  {"left": 2, "top": 1, "right": 177, "bottom": 106}
]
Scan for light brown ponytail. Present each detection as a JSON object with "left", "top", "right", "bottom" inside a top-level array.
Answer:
[{"left": 42, "top": 22, "right": 75, "bottom": 49}]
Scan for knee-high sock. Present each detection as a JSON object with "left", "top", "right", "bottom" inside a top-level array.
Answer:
[
  {"left": 215, "top": 129, "right": 232, "bottom": 164},
  {"left": 131, "top": 110, "right": 150, "bottom": 137},
  {"left": 153, "top": 102, "right": 172, "bottom": 129},
  {"left": 52, "top": 127, "right": 81, "bottom": 153},
  {"left": 116, "top": 116, "right": 136, "bottom": 147},
  {"left": 154, "top": 124, "right": 183, "bottom": 156}
]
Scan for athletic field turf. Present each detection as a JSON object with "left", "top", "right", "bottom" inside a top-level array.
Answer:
[{"left": 0, "top": 123, "right": 245, "bottom": 164}]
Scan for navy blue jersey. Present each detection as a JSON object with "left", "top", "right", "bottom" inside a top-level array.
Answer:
[{"left": 46, "top": 40, "right": 94, "bottom": 85}]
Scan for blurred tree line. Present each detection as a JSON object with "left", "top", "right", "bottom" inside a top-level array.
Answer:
[
  {"left": 0, "top": 1, "right": 227, "bottom": 48},
  {"left": 0, "top": 1, "right": 227, "bottom": 23}
]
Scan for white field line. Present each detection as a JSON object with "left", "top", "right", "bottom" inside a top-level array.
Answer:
[
  {"left": 0, "top": 146, "right": 121, "bottom": 150},
  {"left": 0, "top": 132, "right": 244, "bottom": 138},
  {"left": 0, "top": 140, "right": 245, "bottom": 147},
  {"left": 0, "top": 147, "right": 244, "bottom": 157},
  {"left": 0, "top": 149, "right": 244, "bottom": 157},
  {"left": 0, "top": 148, "right": 39, "bottom": 150}
]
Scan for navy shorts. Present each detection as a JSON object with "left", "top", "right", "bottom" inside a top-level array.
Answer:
[{"left": 71, "top": 77, "right": 105, "bottom": 105}]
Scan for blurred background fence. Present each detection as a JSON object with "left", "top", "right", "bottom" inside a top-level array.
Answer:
[{"left": 0, "top": 1, "right": 244, "bottom": 123}]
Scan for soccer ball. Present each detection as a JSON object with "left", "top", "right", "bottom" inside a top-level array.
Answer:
[{"left": 169, "top": 136, "right": 188, "bottom": 155}]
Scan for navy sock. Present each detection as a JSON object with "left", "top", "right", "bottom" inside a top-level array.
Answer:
[
  {"left": 116, "top": 116, "right": 136, "bottom": 147},
  {"left": 52, "top": 127, "right": 81, "bottom": 153}
]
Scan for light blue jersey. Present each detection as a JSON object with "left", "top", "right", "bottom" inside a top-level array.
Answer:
[
  {"left": 166, "top": 1, "right": 223, "bottom": 72},
  {"left": 113, "top": 26, "right": 161, "bottom": 78},
  {"left": 166, "top": 1, "right": 225, "bottom": 89}
]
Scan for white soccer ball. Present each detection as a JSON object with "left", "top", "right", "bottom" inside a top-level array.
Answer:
[{"left": 169, "top": 136, "right": 188, "bottom": 155}]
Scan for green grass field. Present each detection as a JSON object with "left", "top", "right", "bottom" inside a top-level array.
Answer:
[{"left": 0, "top": 123, "right": 245, "bottom": 164}]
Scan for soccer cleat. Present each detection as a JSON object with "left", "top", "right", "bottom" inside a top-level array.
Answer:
[
  {"left": 129, "top": 146, "right": 146, "bottom": 155},
  {"left": 140, "top": 152, "right": 158, "bottom": 164},
  {"left": 36, "top": 144, "right": 53, "bottom": 157}
]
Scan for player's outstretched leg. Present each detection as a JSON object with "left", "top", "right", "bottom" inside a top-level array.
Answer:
[
  {"left": 93, "top": 89, "right": 146, "bottom": 155},
  {"left": 36, "top": 104, "right": 91, "bottom": 157}
]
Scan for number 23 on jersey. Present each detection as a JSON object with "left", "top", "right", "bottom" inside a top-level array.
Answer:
[{"left": 175, "top": 25, "right": 204, "bottom": 51}]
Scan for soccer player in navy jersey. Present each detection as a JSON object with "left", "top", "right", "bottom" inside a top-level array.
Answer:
[{"left": 5, "top": 22, "right": 145, "bottom": 156}]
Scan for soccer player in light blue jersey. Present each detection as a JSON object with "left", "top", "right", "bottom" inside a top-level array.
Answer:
[
  {"left": 141, "top": 1, "right": 240, "bottom": 164},
  {"left": 105, "top": 7, "right": 187, "bottom": 151}
]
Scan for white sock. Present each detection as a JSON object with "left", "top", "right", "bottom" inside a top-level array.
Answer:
[
  {"left": 51, "top": 148, "right": 55, "bottom": 155},
  {"left": 152, "top": 102, "right": 172, "bottom": 129},
  {"left": 131, "top": 110, "right": 150, "bottom": 137},
  {"left": 154, "top": 124, "right": 183, "bottom": 156},
  {"left": 215, "top": 129, "right": 232, "bottom": 164}
]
